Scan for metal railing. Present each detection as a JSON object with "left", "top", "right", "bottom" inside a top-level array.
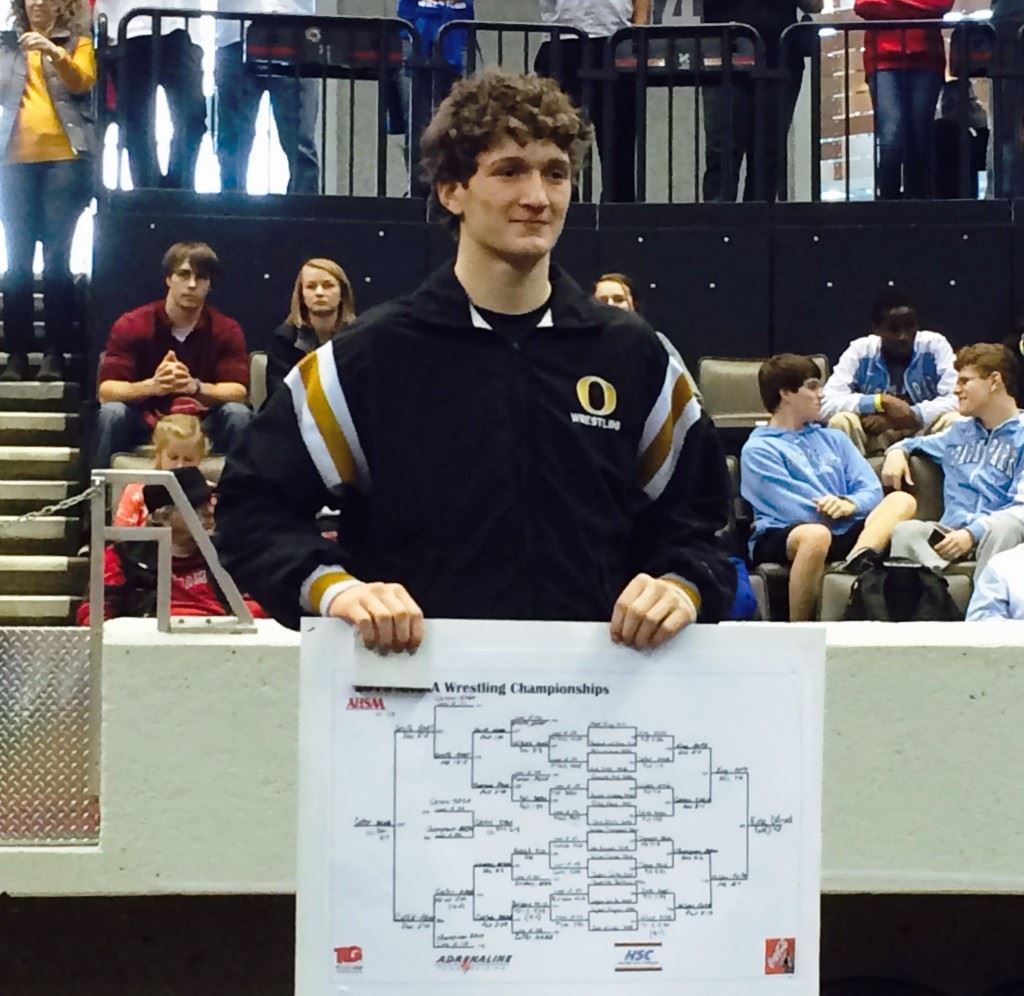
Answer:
[{"left": 93, "top": 12, "right": 1017, "bottom": 204}]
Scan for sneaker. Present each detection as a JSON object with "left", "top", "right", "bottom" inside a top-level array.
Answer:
[
  {"left": 37, "top": 352, "right": 65, "bottom": 382},
  {"left": 0, "top": 352, "right": 28, "bottom": 382},
  {"left": 836, "top": 547, "right": 882, "bottom": 576}
]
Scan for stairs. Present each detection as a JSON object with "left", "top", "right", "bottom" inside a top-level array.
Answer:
[{"left": 0, "top": 282, "right": 88, "bottom": 625}]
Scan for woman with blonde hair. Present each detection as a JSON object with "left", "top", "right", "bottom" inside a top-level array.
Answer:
[
  {"left": 0, "top": 0, "right": 96, "bottom": 382},
  {"left": 264, "top": 257, "right": 356, "bottom": 406}
]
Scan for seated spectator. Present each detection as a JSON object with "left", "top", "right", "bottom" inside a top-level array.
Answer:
[
  {"left": 593, "top": 272, "right": 638, "bottom": 312},
  {"left": 265, "top": 258, "right": 356, "bottom": 406},
  {"left": 821, "top": 288, "right": 959, "bottom": 456},
  {"left": 742, "top": 354, "right": 917, "bottom": 621},
  {"left": 78, "top": 466, "right": 266, "bottom": 624},
  {"left": 966, "top": 544, "right": 1024, "bottom": 621},
  {"left": 882, "top": 343, "right": 1024, "bottom": 573},
  {"left": 0, "top": 0, "right": 96, "bottom": 383},
  {"left": 94, "top": 242, "right": 252, "bottom": 469},
  {"left": 113, "top": 414, "right": 209, "bottom": 528}
]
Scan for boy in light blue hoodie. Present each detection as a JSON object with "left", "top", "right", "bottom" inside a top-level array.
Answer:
[
  {"left": 742, "top": 354, "right": 918, "bottom": 621},
  {"left": 882, "top": 343, "right": 1024, "bottom": 572}
]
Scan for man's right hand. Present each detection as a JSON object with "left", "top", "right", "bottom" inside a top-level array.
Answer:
[
  {"left": 880, "top": 448, "right": 913, "bottom": 491},
  {"left": 328, "top": 581, "right": 424, "bottom": 653},
  {"left": 150, "top": 350, "right": 192, "bottom": 396}
]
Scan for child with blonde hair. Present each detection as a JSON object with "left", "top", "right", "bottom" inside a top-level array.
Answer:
[{"left": 113, "top": 414, "right": 210, "bottom": 527}]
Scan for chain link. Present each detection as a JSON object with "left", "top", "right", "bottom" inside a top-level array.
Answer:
[{"left": 0, "top": 484, "right": 103, "bottom": 533}]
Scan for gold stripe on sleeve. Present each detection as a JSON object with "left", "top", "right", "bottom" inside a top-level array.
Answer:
[
  {"left": 637, "top": 375, "right": 694, "bottom": 490},
  {"left": 309, "top": 570, "right": 355, "bottom": 615},
  {"left": 299, "top": 352, "right": 357, "bottom": 485}
]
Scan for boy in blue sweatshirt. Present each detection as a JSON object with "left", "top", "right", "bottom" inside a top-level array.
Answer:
[
  {"left": 742, "top": 354, "right": 918, "bottom": 621},
  {"left": 882, "top": 343, "right": 1024, "bottom": 572}
]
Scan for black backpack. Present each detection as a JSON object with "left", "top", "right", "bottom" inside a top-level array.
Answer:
[{"left": 844, "top": 559, "right": 963, "bottom": 622}]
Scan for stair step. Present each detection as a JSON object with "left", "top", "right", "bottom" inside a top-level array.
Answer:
[
  {"left": 0, "top": 516, "right": 80, "bottom": 555},
  {"left": 0, "top": 352, "right": 80, "bottom": 379},
  {"left": 0, "top": 382, "right": 80, "bottom": 412},
  {"left": 0, "top": 412, "right": 79, "bottom": 446},
  {"left": 0, "top": 446, "right": 81, "bottom": 480},
  {"left": 0, "top": 594, "right": 77, "bottom": 626},
  {"left": 0, "top": 480, "right": 75, "bottom": 515},
  {"left": 0, "top": 555, "right": 88, "bottom": 595}
]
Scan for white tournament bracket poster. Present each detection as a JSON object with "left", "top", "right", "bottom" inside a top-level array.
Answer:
[{"left": 296, "top": 620, "right": 825, "bottom": 995}]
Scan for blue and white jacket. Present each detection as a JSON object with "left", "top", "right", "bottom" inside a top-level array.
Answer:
[
  {"left": 740, "top": 423, "right": 883, "bottom": 554},
  {"left": 966, "top": 544, "right": 1024, "bottom": 621},
  {"left": 821, "top": 330, "right": 958, "bottom": 428},
  {"left": 889, "top": 413, "right": 1024, "bottom": 541}
]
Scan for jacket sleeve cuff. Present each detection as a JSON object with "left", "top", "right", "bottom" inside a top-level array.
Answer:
[
  {"left": 661, "top": 574, "right": 702, "bottom": 614},
  {"left": 857, "top": 394, "right": 878, "bottom": 415},
  {"left": 967, "top": 520, "right": 988, "bottom": 544},
  {"left": 300, "top": 566, "right": 361, "bottom": 616}
]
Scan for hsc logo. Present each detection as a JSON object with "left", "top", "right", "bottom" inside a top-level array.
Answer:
[
  {"left": 614, "top": 941, "right": 662, "bottom": 972},
  {"left": 347, "top": 697, "right": 385, "bottom": 710}
]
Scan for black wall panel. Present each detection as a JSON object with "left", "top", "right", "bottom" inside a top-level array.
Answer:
[
  {"left": 92, "top": 194, "right": 1024, "bottom": 378},
  {"left": 598, "top": 204, "right": 772, "bottom": 371},
  {"left": 771, "top": 201, "right": 1014, "bottom": 364}
]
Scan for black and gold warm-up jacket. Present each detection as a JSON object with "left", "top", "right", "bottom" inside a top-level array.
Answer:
[{"left": 214, "top": 264, "right": 736, "bottom": 630}]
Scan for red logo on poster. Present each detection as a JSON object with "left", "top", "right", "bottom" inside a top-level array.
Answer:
[
  {"left": 764, "top": 938, "right": 795, "bottom": 974},
  {"left": 335, "top": 946, "right": 363, "bottom": 964}
]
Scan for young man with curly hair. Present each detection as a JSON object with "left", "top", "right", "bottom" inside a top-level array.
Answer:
[{"left": 215, "top": 70, "right": 735, "bottom": 653}]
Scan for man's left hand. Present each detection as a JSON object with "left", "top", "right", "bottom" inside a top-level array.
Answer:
[
  {"left": 610, "top": 573, "right": 698, "bottom": 650},
  {"left": 934, "top": 528, "right": 974, "bottom": 561}
]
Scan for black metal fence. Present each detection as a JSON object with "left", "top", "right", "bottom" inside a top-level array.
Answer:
[{"left": 93, "top": 12, "right": 1020, "bottom": 204}]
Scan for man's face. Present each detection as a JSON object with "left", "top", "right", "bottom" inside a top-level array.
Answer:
[
  {"left": 878, "top": 307, "right": 917, "bottom": 364},
  {"left": 780, "top": 376, "right": 823, "bottom": 423},
  {"left": 954, "top": 365, "right": 996, "bottom": 417},
  {"left": 166, "top": 262, "right": 211, "bottom": 312},
  {"left": 301, "top": 265, "right": 342, "bottom": 320},
  {"left": 439, "top": 136, "right": 572, "bottom": 265}
]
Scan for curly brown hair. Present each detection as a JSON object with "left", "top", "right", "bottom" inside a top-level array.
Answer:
[
  {"left": 419, "top": 69, "right": 594, "bottom": 229},
  {"left": 10, "top": 0, "right": 90, "bottom": 35}
]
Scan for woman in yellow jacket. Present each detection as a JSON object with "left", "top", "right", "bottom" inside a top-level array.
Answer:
[{"left": 0, "top": 0, "right": 96, "bottom": 382}]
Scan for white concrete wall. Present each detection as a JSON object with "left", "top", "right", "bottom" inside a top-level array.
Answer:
[{"left": 3, "top": 619, "right": 1023, "bottom": 896}]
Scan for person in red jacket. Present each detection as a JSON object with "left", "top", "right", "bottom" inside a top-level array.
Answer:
[
  {"left": 855, "top": 0, "right": 954, "bottom": 200},
  {"left": 93, "top": 241, "right": 252, "bottom": 468},
  {"left": 77, "top": 465, "right": 266, "bottom": 624}
]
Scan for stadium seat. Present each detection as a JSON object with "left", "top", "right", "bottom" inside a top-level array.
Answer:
[
  {"left": 697, "top": 355, "right": 831, "bottom": 430},
  {"left": 249, "top": 351, "right": 268, "bottom": 411}
]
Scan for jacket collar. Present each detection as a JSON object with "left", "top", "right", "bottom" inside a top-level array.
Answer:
[{"left": 408, "top": 261, "right": 612, "bottom": 333}]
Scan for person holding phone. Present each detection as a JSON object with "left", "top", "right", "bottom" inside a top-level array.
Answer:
[
  {"left": 882, "top": 344, "right": 1024, "bottom": 572},
  {"left": 0, "top": 0, "right": 96, "bottom": 382}
]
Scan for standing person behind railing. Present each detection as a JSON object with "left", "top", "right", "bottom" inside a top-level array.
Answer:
[
  {"left": 534, "top": 0, "right": 650, "bottom": 203},
  {"left": 991, "top": 0, "right": 1024, "bottom": 198},
  {"left": 701, "top": 0, "right": 823, "bottom": 203},
  {"left": 214, "top": 0, "right": 320, "bottom": 194},
  {"left": 95, "top": 0, "right": 206, "bottom": 189},
  {"left": 0, "top": 0, "right": 96, "bottom": 383},
  {"left": 854, "top": 0, "right": 954, "bottom": 201}
]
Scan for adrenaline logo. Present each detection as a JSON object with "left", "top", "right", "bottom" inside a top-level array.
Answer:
[{"left": 436, "top": 954, "right": 513, "bottom": 973}]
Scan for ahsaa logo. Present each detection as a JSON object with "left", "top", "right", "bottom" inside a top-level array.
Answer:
[{"left": 347, "top": 696, "right": 385, "bottom": 710}]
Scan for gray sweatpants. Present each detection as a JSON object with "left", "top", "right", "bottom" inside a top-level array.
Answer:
[{"left": 891, "top": 510, "right": 1024, "bottom": 572}]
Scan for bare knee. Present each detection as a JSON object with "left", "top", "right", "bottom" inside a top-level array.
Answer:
[
  {"left": 787, "top": 524, "right": 832, "bottom": 563},
  {"left": 879, "top": 490, "right": 917, "bottom": 519}
]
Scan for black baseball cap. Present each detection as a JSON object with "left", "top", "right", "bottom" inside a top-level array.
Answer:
[{"left": 143, "top": 466, "right": 212, "bottom": 515}]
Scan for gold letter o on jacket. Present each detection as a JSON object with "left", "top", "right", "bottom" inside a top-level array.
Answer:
[{"left": 576, "top": 376, "right": 618, "bottom": 417}]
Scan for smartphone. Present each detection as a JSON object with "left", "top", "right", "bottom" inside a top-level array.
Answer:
[{"left": 928, "top": 525, "right": 949, "bottom": 549}]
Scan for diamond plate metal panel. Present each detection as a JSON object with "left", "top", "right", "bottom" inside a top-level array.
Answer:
[{"left": 0, "top": 627, "right": 98, "bottom": 845}]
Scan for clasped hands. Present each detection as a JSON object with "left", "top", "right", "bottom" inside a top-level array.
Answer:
[
  {"left": 150, "top": 350, "right": 198, "bottom": 397},
  {"left": 19, "top": 32, "right": 63, "bottom": 58},
  {"left": 327, "top": 573, "right": 698, "bottom": 655}
]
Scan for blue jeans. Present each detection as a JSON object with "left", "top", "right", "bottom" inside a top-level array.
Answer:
[
  {"left": 0, "top": 159, "right": 90, "bottom": 357},
  {"left": 868, "top": 69, "right": 943, "bottom": 200},
  {"left": 214, "top": 41, "right": 320, "bottom": 194},
  {"left": 93, "top": 402, "right": 253, "bottom": 470}
]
